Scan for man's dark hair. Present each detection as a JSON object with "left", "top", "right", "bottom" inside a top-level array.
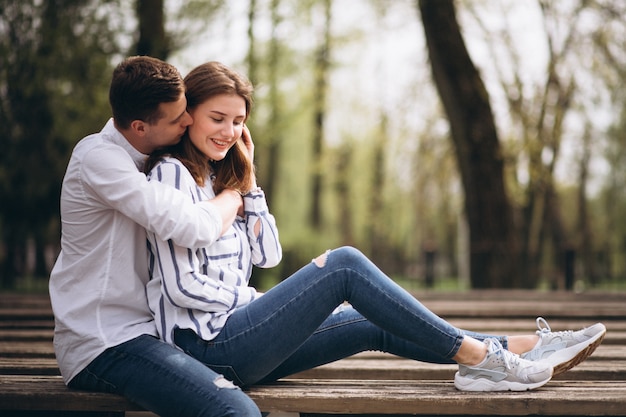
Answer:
[{"left": 109, "top": 56, "right": 185, "bottom": 129}]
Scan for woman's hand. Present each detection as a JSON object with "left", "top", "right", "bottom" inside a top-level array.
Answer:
[
  {"left": 240, "top": 124, "right": 258, "bottom": 190},
  {"left": 241, "top": 124, "right": 255, "bottom": 164}
]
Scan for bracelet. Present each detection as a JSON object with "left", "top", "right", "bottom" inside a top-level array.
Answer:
[{"left": 242, "top": 187, "right": 262, "bottom": 196}]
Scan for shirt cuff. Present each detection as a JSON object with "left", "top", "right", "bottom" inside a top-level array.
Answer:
[{"left": 243, "top": 187, "right": 268, "bottom": 213}]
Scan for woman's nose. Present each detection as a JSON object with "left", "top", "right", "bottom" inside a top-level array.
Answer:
[{"left": 221, "top": 124, "right": 235, "bottom": 137}]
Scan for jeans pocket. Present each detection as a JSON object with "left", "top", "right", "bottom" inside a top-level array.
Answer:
[
  {"left": 203, "top": 363, "right": 245, "bottom": 387},
  {"left": 174, "top": 328, "right": 247, "bottom": 386}
]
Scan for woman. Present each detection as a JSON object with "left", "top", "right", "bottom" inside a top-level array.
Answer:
[{"left": 144, "top": 62, "right": 605, "bottom": 395}]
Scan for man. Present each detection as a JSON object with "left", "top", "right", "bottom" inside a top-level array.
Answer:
[{"left": 49, "top": 56, "right": 261, "bottom": 417}]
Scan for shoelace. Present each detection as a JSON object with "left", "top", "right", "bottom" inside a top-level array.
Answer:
[
  {"left": 536, "top": 317, "right": 552, "bottom": 332},
  {"left": 536, "top": 317, "right": 574, "bottom": 337},
  {"left": 487, "top": 339, "right": 519, "bottom": 370}
]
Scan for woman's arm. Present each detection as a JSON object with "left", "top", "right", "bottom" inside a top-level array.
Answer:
[{"left": 243, "top": 188, "right": 282, "bottom": 268}]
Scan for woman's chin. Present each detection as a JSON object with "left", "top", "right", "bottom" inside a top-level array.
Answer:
[{"left": 207, "top": 152, "right": 228, "bottom": 162}]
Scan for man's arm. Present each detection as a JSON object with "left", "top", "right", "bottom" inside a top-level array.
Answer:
[
  {"left": 82, "top": 145, "right": 225, "bottom": 248},
  {"left": 203, "top": 189, "right": 242, "bottom": 236}
]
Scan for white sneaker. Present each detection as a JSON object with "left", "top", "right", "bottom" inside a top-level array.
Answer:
[
  {"left": 521, "top": 317, "right": 606, "bottom": 376},
  {"left": 454, "top": 338, "right": 553, "bottom": 392}
]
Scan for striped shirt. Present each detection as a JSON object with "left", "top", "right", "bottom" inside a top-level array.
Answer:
[{"left": 145, "top": 156, "right": 282, "bottom": 343}]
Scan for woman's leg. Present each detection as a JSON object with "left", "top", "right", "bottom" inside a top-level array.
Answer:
[
  {"left": 70, "top": 334, "right": 261, "bottom": 417},
  {"left": 174, "top": 246, "right": 502, "bottom": 385},
  {"left": 257, "top": 304, "right": 508, "bottom": 383}
]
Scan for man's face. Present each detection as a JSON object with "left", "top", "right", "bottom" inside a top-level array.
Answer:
[{"left": 143, "top": 92, "right": 192, "bottom": 153}]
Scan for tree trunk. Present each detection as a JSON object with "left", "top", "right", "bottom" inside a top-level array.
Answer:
[
  {"left": 367, "top": 114, "right": 389, "bottom": 268},
  {"left": 309, "top": 0, "right": 332, "bottom": 230},
  {"left": 418, "top": 0, "right": 519, "bottom": 288},
  {"left": 335, "top": 144, "right": 355, "bottom": 247},
  {"left": 577, "top": 124, "right": 596, "bottom": 286},
  {"left": 135, "top": 0, "right": 168, "bottom": 59},
  {"left": 265, "top": 0, "right": 282, "bottom": 207}
]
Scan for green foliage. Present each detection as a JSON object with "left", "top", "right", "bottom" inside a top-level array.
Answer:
[{"left": 0, "top": 0, "right": 123, "bottom": 288}]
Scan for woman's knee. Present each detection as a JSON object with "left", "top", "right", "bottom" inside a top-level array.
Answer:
[{"left": 317, "top": 246, "right": 364, "bottom": 268}]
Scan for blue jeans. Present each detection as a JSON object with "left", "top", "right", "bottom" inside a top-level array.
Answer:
[
  {"left": 69, "top": 334, "right": 261, "bottom": 417},
  {"left": 173, "top": 246, "right": 506, "bottom": 386}
]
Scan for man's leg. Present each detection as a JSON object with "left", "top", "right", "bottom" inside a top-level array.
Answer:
[{"left": 69, "top": 334, "right": 261, "bottom": 417}]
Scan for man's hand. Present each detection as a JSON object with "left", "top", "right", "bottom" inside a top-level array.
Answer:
[{"left": 203, "top": 189, "right": 242, "bottom": 236}]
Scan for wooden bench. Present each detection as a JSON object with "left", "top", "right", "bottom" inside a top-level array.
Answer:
[
  {"left": 2, "top": 290, "right": 626, "bottom": 416},
  {"left": 2, "top": 375, "right": 626, "bottom": 417}
]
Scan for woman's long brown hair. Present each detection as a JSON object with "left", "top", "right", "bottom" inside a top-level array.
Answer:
[{"left": 145, "top": 62, "right": 255, "bottom": 194}]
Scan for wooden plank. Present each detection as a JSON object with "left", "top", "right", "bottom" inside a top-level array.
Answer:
[
  {"left": 2, "top": 356, "right": 625, "bottom": 382},
  {"left": 291, "top": 358, "right": 626, "bottom": 381},
  {"left": 2, "top": 375, "right": 626, "bottom": 416},
  {"left": 0, "top": 329, "right": 53, "bottom": 341},
  {"left": 346, "top": 345, "right": 626, "bottom": 360},
  {"left": 418, "top": 300, "right": 626, "bottom": 320},
  {"left": 0, "top": 358, "right": 60, "bottom": 375},
  {"left": 0, "top": 321, "right": 54, "bottom": 330},
  {"left": 444, "top": 318, "right": 626, "bottom": 333},
  {"left": 0, "top": 294, "right": 51, "bottom": 309},
  {"left": 0, "top": 309, "right": 53, "bottom": 321},
  {"left": 0, "top": 375, "right": 143, "bottom": 412},
  {"left": 248, "top": 379, "right": 626, "bottom": 416},
  {"left": 0, "top": 342, "right": 55, "bottom": 358}
]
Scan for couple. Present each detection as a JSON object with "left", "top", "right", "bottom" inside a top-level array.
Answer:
[{"left": 49, "top": 56, "right": 606, "bottom": 417}]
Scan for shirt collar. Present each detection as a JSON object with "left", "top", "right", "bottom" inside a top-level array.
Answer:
[{"left": 102, "top": 118, "right": 148, "bottom": 171}]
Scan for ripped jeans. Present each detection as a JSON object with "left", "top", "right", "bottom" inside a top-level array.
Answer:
[{"left": 173, "top": 246, "right": 506, "bottom": 387}]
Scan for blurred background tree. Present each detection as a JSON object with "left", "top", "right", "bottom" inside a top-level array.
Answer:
[
  {"left": 0, "top": 0, "right": 120, "bottom": 288},
  {"left": 1, "top": 0, "right": 625, "bottom": 292}
]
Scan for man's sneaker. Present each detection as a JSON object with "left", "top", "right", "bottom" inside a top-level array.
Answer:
[
  {"left": 521, "top": 317, "right": 606, "bottom": 376},
  {"left": 454, "top": 338, "right": 553, "bottom": 392}
]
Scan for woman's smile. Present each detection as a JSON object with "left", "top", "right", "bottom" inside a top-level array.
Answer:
[
  {"left": 188, "top": 94, "right": 247, "bottom": 162},
  {"left": 210, "top": 138, "right": 233, "bottom": 148}
]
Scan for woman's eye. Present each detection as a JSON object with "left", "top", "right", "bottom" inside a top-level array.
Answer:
[{"left": 211, "top": 118, "right": 223, "bottom": 123}]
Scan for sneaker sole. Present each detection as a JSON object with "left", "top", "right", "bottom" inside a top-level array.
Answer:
[
  {"left": 453, "top": 371, "right": 552, "bottom": 392},
  {"left": 551, "top": 325, "right": 606, "bottom": 376}
]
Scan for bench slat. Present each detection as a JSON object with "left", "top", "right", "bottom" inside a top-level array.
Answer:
[
  {"left": 0, "top": 376, "right": 142, "bottom": 412},
  {"left": 2, "top": 375, "right": 626, "bottom": 416},
  {"left": 2, "top": 357, "right": 625, "bottom": 382},
  {"left": 252, "top": 379, "right": 626, "bottom": 416}
]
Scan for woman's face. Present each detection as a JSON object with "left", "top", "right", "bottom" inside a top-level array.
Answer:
[{"left": 187, "top": 93, "right": 246, "bottom": 161}]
